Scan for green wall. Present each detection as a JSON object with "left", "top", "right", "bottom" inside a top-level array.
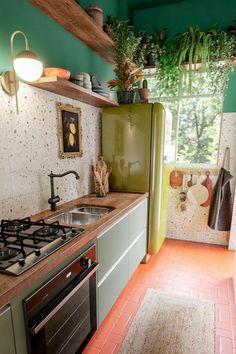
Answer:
[
  {"left": 0, "top": 0, "right": 118, "bottom": 87},
  {"left": 133, "top": 0, "right": 236, "bottom": 112}
]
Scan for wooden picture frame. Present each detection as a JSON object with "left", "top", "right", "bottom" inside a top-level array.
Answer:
[{"left": 56, "top": 102, "right": 83, "bottom": 158}]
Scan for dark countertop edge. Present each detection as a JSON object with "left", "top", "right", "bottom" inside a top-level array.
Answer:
[{"left": 0, "top": 192, "right": 148, "bottom": 309}]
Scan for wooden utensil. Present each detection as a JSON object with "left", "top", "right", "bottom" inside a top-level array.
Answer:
[
  {"left": 187, "top": 175, "right": 209, "bottom": 205},
  {"left": 187, "top": 173, "right": 193, "bottom": 188}
]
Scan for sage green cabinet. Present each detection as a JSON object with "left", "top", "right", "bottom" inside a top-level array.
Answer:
[
  {"left": 97, "top": 216, "right": 129, "bottom": 283},
  {"left": 98, "top": 253, "right": 129, "bottom": 324},
  {"left": 128, "top": 201, "right": 147, "bottom": 244},
  {"left": 0, "top": 305, "right": 16, "bottom": 354},
  {"left": 129, "top": 229, "right": 146, "bottom": 277},
  {"left": 97, "top": 198, "right": 147, "bottom": 325}
]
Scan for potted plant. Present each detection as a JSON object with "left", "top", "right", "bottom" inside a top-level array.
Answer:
[
  {"left": 106, "top": 16, "right": 142, "bottom": 104},
  {"left": 138, "top": 79, "right": 150, "bottom": 101},
  {"left": 134, "top": 28, "right": 167, "bottom": 69},
  {"left": 155, "top": 25, "right": 236, "bottom": 96},
  {"left": 108, "top": 61, "right": 142, "bottom": 104}
]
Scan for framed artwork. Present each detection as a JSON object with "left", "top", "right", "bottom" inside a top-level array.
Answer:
[{"left": 56, "top": 103, "right": 83, "bottom": 158}]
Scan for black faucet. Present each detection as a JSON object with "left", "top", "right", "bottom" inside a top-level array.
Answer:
[{"left": 48, "top": 170, "right": 80, "bottom": 211}]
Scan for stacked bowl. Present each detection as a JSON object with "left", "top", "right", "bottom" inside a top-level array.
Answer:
[{"left": 70, "top": 72, "right": 92, "bottom": 91}]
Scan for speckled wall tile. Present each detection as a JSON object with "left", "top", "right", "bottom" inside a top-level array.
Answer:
[
  {"left": 0, "top": 83, "right": 101, "bottom": 219},
  {"left": 167, "top": 112, "right": 236, "bottom": 247}
]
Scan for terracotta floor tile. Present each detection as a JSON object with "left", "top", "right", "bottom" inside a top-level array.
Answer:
[{"left": 84, "top": 239, "right": 235, "bottom": 354}]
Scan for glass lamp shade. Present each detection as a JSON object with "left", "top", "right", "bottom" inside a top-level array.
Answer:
[{"left": 13, "top": 50, "right": 43, "bottom": 82}]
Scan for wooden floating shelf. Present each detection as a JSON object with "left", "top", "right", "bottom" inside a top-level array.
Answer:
[
  {"left": 29, "top": 77, "right": 118, "bottom": 107},
  {"left": 29, "top": 0, "right": 115, "bottom": 64}
]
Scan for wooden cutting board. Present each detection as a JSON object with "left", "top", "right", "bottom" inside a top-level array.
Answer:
[
  {"left": 187, "top": 176, "right": 209, "bottom": 205},
  {"left": 201, "top": 174, "right": 212, "bottom": 207}
]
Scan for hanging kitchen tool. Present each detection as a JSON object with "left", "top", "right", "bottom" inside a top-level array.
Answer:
[
  {"left": 201, "top": 171, "right": 212, "bottom": 207},
  {"left": 187, "top": 172, "right": 193, "bottom": 188},
  {"left": 177, "top": 173, "right": 187, "bottom": 211},
  {"left": 187, "top": 173, "right": 209, "bottom": 205},
  {"left": 208, "top": 147, "right": 233, "bottom": 231},
  {"left": 169, "top": 169, "right": 184, "bottom": 189}
]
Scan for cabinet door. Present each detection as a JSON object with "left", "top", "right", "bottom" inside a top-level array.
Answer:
[
  {"left": 97, "top": 253, "right": 129, "bottom": 325},
  {"left": 129, "top": 199, "right": 147, "bottom": 244},
  {"left": 97, "top": 216, "right": 129, "bottom": 282},
  {"left": 129, "top": 230, "right": 147, "bottom": 277},
  {"left": 0, "top": 306, "right": 16, "bottom": 354}
]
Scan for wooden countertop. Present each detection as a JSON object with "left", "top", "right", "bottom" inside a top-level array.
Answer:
[{"left": 0, "top": 192, "right": 148, "bottom": 308}]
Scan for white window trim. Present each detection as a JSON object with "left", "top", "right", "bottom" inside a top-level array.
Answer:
[{"left": 146, "top": 73, "right": 224, "bottom": 166}]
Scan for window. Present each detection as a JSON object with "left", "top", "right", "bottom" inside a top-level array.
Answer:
[{"left": 146, "top": 70, "right": 223, "bottom": 165}]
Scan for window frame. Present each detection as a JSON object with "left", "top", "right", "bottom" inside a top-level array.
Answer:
[{"left": 145, "top": 71, "right": 224, "bottom": 166}]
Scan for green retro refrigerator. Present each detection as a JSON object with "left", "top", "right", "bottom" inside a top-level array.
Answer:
[{"left": 102, "top": 103, "right": 170, "bottom": 255}]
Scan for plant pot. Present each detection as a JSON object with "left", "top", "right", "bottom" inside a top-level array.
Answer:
[
  {"left": 138, "top": 88, "right": 150, "bottom": 101},
  {"left": 117, "top": 90, "right": 135, "bottom": 104},
  {"left": 85, "top": 4, "right": 103, "bottom": 28},
  {"left": 146, "top": 53, "right": 155, "bottom": 66}
]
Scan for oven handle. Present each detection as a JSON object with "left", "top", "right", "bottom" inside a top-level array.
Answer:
[{"left": 29, "top": 263, "right": 99, "bottom": 335}]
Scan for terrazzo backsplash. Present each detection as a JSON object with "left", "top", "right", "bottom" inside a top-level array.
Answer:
[
  {"left": 167, "top": 112, "right": 236, "bottom": 248},
  {"left": 0, "top": 83, "right": 101, "bottom": 219}
]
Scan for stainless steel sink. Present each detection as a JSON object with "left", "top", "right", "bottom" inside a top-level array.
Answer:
[
  {"left": 48, "top": 212, "right": 100, "bottom": 225},
  {"left": 76, "top": 205, "right": 112, "bottom": 215}
]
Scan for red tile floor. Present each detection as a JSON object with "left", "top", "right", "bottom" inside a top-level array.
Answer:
[{"left": 84, "top": 239, "right": 236, "bottom": 354}]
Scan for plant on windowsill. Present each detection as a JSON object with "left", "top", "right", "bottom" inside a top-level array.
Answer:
[
  {"left": 106, "top": 16, "right": 143, "bottom": 104},
  {"left": 155, "top": 25, "right": 236, "bottom": 96},
  {"left": 134, "top": 28, "right": 167, "bottom": 69}
]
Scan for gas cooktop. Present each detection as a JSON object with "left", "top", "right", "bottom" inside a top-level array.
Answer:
[{"left": 0, "top": 217, "right": 85, "bottom": 275}]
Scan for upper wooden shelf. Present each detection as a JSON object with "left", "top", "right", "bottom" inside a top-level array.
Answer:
[
  {"left": 29, "top": 77, "right": 118, "bottom": 107},
  {"left": 29, "top": 0, "right": 115, "bottom": 64}
]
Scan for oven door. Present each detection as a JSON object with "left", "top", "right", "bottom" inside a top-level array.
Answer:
[{"left": 23, "top": 245, "right": 99, "bottom": 354}]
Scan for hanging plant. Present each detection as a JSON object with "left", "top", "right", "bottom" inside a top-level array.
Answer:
[
  {"left": 207, "top": 27, "right": 236, "bottom": 92},
  {"left": 155, "top": 41, "right": 181, "bottom": 96},
  {"left": 154, "top": 25, "right": 236, "bottom": 96}
]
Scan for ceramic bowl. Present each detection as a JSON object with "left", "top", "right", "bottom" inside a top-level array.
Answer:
[
  {"left": 80, "top": 72, "right": 91, "bottom": 80},
  {"left": 71, "top": 74, "right": 84, "bottom": 81},
  {"left": 44, "top": 68, "right": 71, "bottom": 80}
]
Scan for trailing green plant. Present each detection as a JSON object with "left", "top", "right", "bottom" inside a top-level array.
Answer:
[
  {"left": 155, "top": 41, "right": 181, "bottom": 96},
  {"left": 106, "top": 16, "right": 142, "bottom": 91},
  {"left": 155, "top": 25, "right": 236, "bottom": 96},
  {"left": 134, "top": 28, "right": 167, "bottom": 69},
  {"left": 207, "top": 26, "right": 236, "bottom": 92}
]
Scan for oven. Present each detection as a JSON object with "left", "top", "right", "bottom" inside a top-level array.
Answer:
[{"left": 23, "top": 244, "right": 99, "bottom": 354}]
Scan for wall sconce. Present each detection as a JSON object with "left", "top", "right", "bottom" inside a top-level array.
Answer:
[{"left": 1, "top": 30, "right": 43, "bottom": 114}]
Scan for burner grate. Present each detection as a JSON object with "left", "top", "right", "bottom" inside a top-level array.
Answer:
[
  {"left": 0, "top": 246, "right": 20, "bottom": 261},
  {"left": 34, "top": 225, "right": 60, "bottom": 238},
  {"left": 0, "top": 217, "right": 85, "bottom": 275}
]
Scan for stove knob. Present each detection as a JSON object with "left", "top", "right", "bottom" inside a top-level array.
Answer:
[
  {"left": 35, "top": 250, "right": 41, "bottom": 257},
  {"left": 19, "top": 258, "right": 25, "bottom": 267},
  {"left": 61, "top": 234, "right": 67, "bottom": 240},
  {"left": 80, "top": 257, "right": 92, "bottom": 269},
  {"left": 72, "top": 228, "right": 77, "bottom": 234}
]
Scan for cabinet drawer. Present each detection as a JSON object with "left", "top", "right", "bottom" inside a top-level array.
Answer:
[
  {"left": 97, "top": 253, "right": 129, "bottom": 325},
  {"left": 129, "top": 199, "right": 147, "bottom": 244},
  {"left": 129, "top": 229, "right": 147, "bottom": 277},
  {"left": 0, "top": 306, "right": 16, "bottom": 354},
  {"left": 97, "top": 216, "right": 129, "bottom": 282}
]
